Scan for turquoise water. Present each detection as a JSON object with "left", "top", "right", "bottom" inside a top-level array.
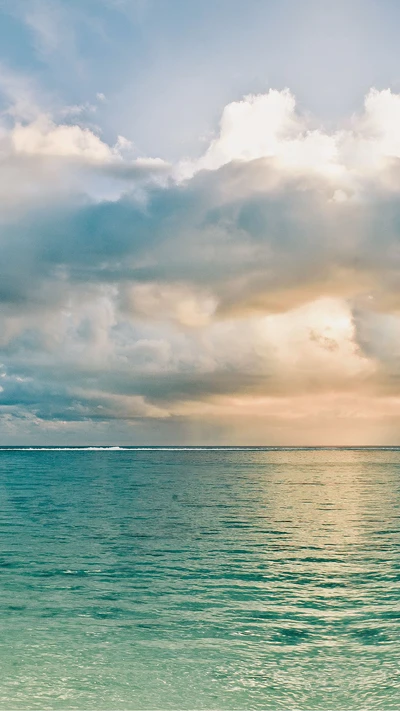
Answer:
[{"left": 0, "top": 447, "right": 400, "bottom": 709}]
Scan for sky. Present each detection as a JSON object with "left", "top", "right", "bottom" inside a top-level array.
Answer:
[{"left": 1, "top": 0, "right": 400, "bottom": 444}]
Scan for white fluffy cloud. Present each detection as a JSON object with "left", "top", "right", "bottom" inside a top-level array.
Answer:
[
  {"left": 192, "top": 87, "right": 400, "bottom": 184},
  {"left": 11, "top": 116, "right": 114, "bottom": 160}
]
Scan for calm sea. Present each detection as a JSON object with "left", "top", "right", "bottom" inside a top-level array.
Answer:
[{"left": 0, "top": 447, "right": 399, "bottom": 709}]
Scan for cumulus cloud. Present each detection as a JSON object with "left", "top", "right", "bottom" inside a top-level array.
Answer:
[
  {"left": 1, "top": 85, "right": 400, "bottom": 441},
  {"left": 11, "top": 116, "right": 113, "bottom": 160}
]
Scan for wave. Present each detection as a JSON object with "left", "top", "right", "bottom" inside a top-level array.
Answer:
[
  {"left": 0, "top": 446, "right": 126, "bottom": 451},
  {"left": 0, "top": 446, "right": 257, "bottom": 451}
]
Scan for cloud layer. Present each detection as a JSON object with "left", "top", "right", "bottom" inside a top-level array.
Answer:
[{"left": 1, "top": 85, "right": 400, "bottom": 443}]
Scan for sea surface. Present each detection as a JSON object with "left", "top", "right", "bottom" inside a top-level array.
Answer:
[{"left": 0, "top": 446, "right": 400, "bottom": 710}]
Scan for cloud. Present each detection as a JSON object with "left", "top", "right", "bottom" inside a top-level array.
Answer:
[
  {"left": 11, "top": 115, "right": 114, "bottom": 160},
  {"left": 1, "top": 86, "right": 400, "bottom": 441}
]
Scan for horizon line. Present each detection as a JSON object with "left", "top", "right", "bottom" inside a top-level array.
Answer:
[{"left": 2, "top": 444, "right": 400, "bottom": 450}]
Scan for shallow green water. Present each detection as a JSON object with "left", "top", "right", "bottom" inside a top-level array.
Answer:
[{"left": 0, "top": 447, "right": 399, "bottom": 709}]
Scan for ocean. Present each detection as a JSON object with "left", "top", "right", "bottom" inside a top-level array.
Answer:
[{"left": 0, "top": 446, "right": 399, "bottom": 709}]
